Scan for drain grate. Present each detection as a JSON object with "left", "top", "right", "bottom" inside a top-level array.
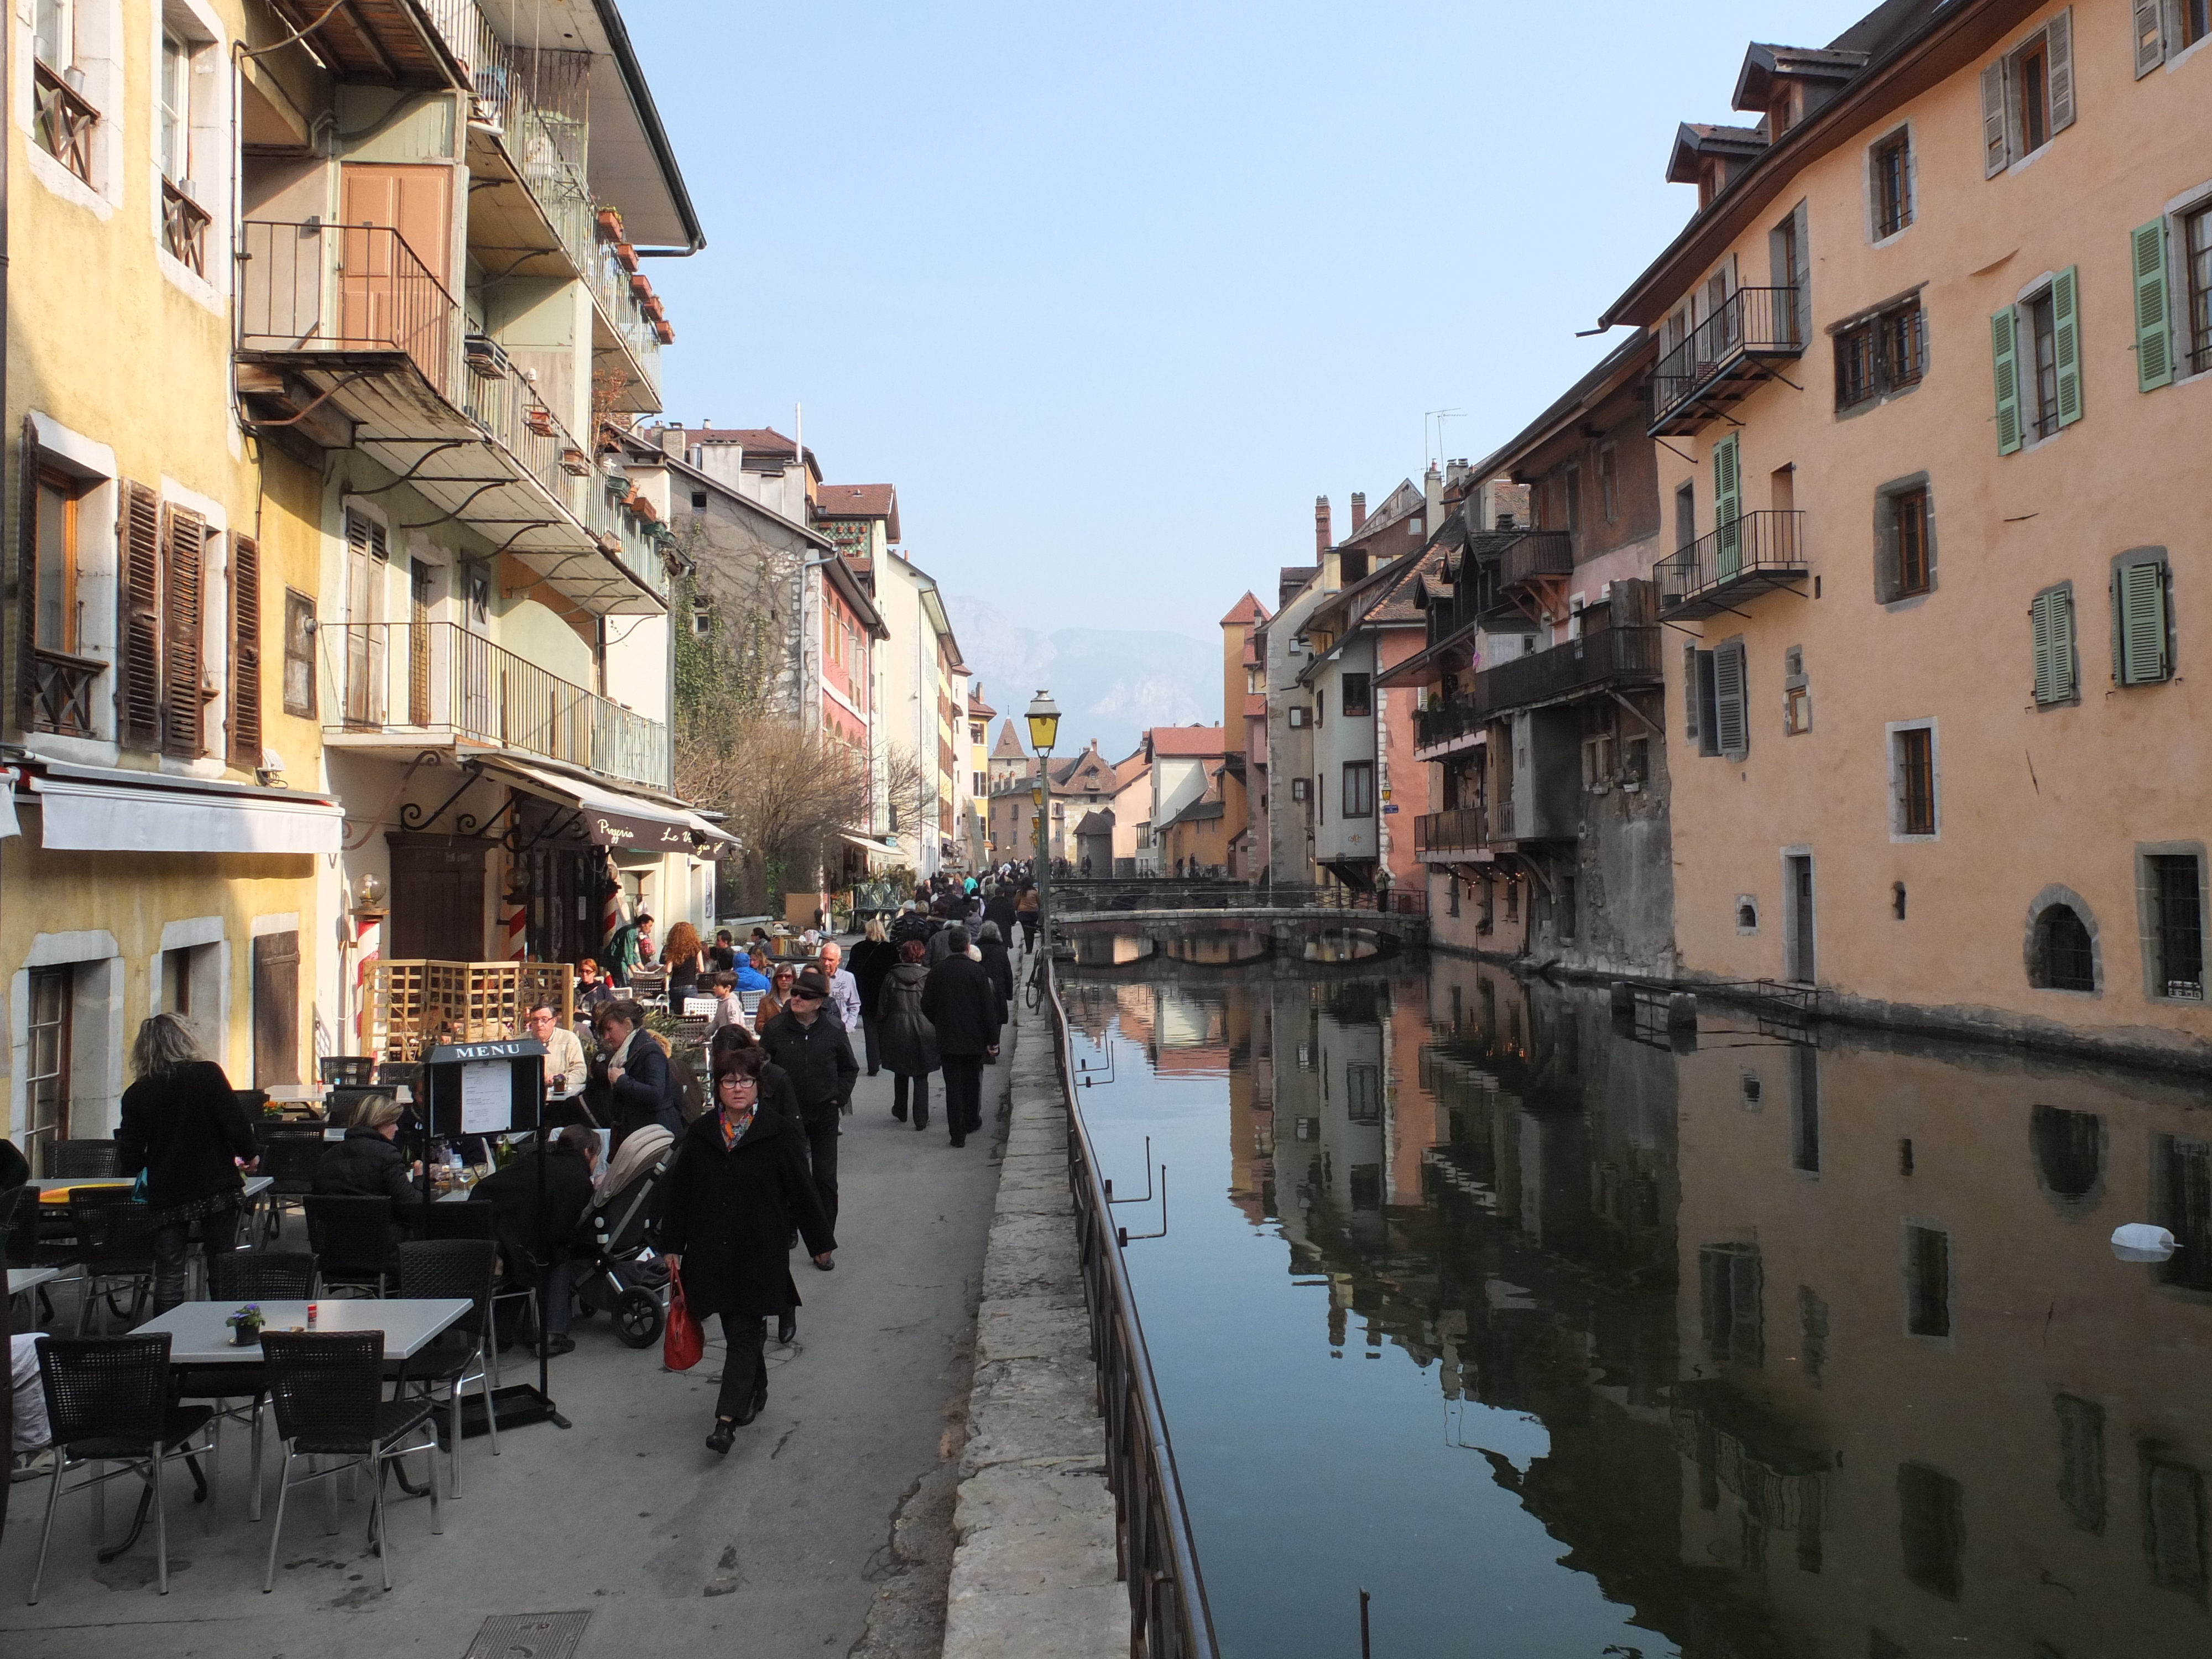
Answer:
[{"left": 461, "top": 1611, "right": 591, "bottom": 1659}]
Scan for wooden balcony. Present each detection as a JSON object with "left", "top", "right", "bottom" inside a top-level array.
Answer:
[
  {"left": 1413, "top": 806, "right": 1492, "bottom": 862},
  {"left": 1413, "top": 694, "right": 1483, "bottom": 760},
  {"left": 1648, "top": 285, "right": 1805, "bottom": 437},
  {"left": 1474, "top": 625, "right": 1663, "bottom": 718},
  {"left": 28, "top": 648, "right": 106, "bottom": 738},
  {"left": 160, "top": 178, "right": 212, "bottom": 275},
  {"left": 32, "top": 59, "right": 97, "bottom": 185},
  {"left": 1653, "top": 510, "right": 1808, "bottom": 620}
]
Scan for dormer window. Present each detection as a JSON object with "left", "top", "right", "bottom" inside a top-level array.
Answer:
[
  {"left": 1699, "top": 159, "right": 1726, "bottom": 208},
  {"left": 1767, "top": 84, "right": 1797, "bottom": 135}
]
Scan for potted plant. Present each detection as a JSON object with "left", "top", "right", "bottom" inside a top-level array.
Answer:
[
  {"left": 613, "top": 242, "right": 639, "bottom": 273},
  {"left": 595, "top": 206, "right": 624, "bottom": 242},
  {"left": 654, "top": 320, "right": 675, "bottom": 345},
  {"left": 226, "top": 1305, "right": 266, "bottom": 1347},
  {"left": 560, "top": 445, "right": 591, "bottom": 477},
  {"left": 525, "top": 404, "right": 557, "bottom": 439}
]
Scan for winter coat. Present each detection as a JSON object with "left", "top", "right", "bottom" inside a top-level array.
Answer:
[
  {"left": 609, "top": 1031, "right": 684, "bottom": 1138},
  {"left": 758, "top": 1009, "right": 859, "bottom": 1127},
  {"left": 848, "top": 937, "right": 899, "bottom": 1014},
  {"left": 313, "top": 1127, "right": 421, "bottom": 1211},
  {"left": 470, "top": 1147, "right": 597, "bottom": 1284},
  {"left": 116, "top": 1061, "right": 257, "bottom": 1217},
  {"left": 922, "top": 952, "right": 1000, "bottom": 1058},
  {"left": 889, "top": 910, "right": 937, "bottom": 950},
  {"left": 979, "top": 937, "right": 1015, "bottom": 1029},
  {"left": 984, "top": 894, "right": 1016, "bottom": 938},
  {"left": 653, "top": 1105, "right": 834, "bottom": 1321},
  {"left": 875, "top": 961, "right": 938, "bottom": 1075}
]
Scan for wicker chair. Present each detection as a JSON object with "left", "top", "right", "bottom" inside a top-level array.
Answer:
[
  {"left": 26, "top": 1335, "right": 216, "bottom": 1603},
  {"left": 256, "top": 1135, "right": 326, "bottom": 1243},
  {"left": 169, "top": 1253, "right": 317, "bottom": 1522},
  {"left": 395, "top": 1240, "right": 501, "bottom": 1495},
  {"left": 259, "top": 1331, "right": 442, "bottom": 1593},
  {"left": 416, "top": 1201, "right": 495, "bottom": 1242},
  {"left": 303, "top": 1195, "right": 397, "bottom": 1297},
  {"left": 41, "top": 1140, "right": 119, "bottom": 1180},
  {"left": 66, "top": 1198, "right": 159, "bottom": 1333}
]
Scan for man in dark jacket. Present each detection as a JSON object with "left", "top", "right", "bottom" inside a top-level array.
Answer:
[
  {"left": 921, "top": 928, "right": 999, "bottom": 1147},
  {"left": 472, "top": 1126, "right": 598, "bottom": 1354},
  {"left": 759, "top": 968, "right": 859, "bottom": 1230}
]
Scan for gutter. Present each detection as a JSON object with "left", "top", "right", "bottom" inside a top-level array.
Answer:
[{"left": 592, "top": 0, "right": 707, "bottom": 254}]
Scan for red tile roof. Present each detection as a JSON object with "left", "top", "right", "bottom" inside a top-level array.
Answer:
[
  {"left": 1219, "top": 592, "right": 1270, "bottom": 627},
  {"left": 813, "top": 483, "right": 900, "bottom": 542},
  {"left": 1147, "top": 725, "right": 1229, "bottom": 759}
]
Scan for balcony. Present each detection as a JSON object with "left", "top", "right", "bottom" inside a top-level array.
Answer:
[
  {"left": 322, "top": 621, "right": 670, "bottom": 792},
  {"left": 159, "top": 177, "right": 213, "bottom": 275},
  {"left": 1648, "top": 285, "right": 1804, "bottom": 437},
  {"left": 1414, "top": 694, "right": 1484, "bottom": 760},
  {"left": 236, "top": 220, "right": 670, "bottom": 614},
  {"left": 28, "top": 648, "right": 107, "bottom": 738},
  {"left": 1474, "top": 625, "right": 1663, "bottom": 718},
  {"left": 1414, "top": 806, "right": 1492, "bottom": 862},
  {"left": 1653, "top": 511, "right": 1807, "bottom": 620},
  {"left": 32, "top": 59, "right": 96, "bottom": 185},
  {"left": 1495, "top": 530, "right": 1575, "bottom": 592}
]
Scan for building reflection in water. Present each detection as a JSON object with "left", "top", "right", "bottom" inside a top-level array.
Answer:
[{"left": 1061, "top": 953, "right": 2212, "bottom": 1658}]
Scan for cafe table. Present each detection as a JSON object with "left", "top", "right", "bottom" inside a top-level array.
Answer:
[
  {"left": 9, "top": 1263, "right": 60, "bottom": 1298},
  {"left": 30, "top": 1175, "right": 275, "bottom": 1202}
]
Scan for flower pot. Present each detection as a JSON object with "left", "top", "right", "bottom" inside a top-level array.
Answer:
[
  {"left": 629, "top": 273, "right": 652, "bottom": 301},
  {"left": 614, "top": 242, "right": 639, "bottom": 272},
  {"left": 230, "top": 1324, "right": 262, "bottom": 1347},
  {"left": 560, "top": 446, "right": 591, "bottom": 477},
  {"left": 596, "top": 207, "right": 625, "bottom": 242},
  {"left": 654, "top": 320, "right": 675, "bottom": 345}
]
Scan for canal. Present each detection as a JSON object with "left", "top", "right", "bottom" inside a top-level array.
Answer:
[{"left": 1060, "top": 941, "right": 2212, "bottom": 1658}]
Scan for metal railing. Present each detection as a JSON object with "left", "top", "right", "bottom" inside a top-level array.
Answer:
[
  {"left": 1649, "top": 285, "right": 1803, "bottom": 427},
  {"left": 1475, "top": 624, "right": 1663, "bottom": 713},
  {"left": 1415, "top": 693, "right": 1482, "bottom": 752},
  {"left": 322, "top": 620, "right": 670, "bottom": 790},
  {"left": 1048, "top": 959, "right": 1218, "bottom": 1659},
  {"left": 1653, "top": 510, "right": 1807, "bottom": 613},
  {"left": 1415, "top": 806, "right": 1488, "bottom": 853}
]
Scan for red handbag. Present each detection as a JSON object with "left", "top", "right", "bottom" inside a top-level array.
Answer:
[{"left": 663, "top": 1262, "right": 704, "bottom": 1370}]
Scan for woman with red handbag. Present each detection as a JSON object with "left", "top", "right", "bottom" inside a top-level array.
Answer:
[{"left": 654, "top": 1047, "right": 834, "bottom": 1454}]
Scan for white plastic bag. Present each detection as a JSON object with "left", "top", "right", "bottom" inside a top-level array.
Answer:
[{"left": 2111, "top": 1222, "right": 2177, "bottom": 1262}]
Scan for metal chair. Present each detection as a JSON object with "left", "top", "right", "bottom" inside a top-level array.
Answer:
[
  {"left": 319, "top": 1056, "right": 375, "bottom": 1088},
  {"left": 66, "top": 1198, "right": 159, "bottom": 1333},
  {"left": 303, "top": 1195, "right": 397, "bottom": 1298},
  {"left": 27, "top": 1335, "right": 216, "bottom": 1602},
  {"left": 41, "top": 1140, "right": 119, "bottom": 1180},
  {"left": 171, "top": 1253, "right": 319, "bottom": 1521},
  {"left": 259, "top": 1331, "right": 441, "bottom": 1593},
  {"left": 395, "top": 1240, "right": 499, "bottom": 1496},
  {"left": 256, "top": 1135, "right": 326, "bottom": 1243}
]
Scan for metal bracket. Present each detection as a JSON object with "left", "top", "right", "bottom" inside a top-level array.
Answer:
[
  {"left": 1104, "top": 1138, "right": 1152, "bottom": 1205},
  {"left": 1606, "top": 688, "right": 1667, "bottom": 738},
  {"left": 1117, "top": 1163, "right": 1168, "bottom": 1246},
  {"left": 399, "top": 762, "right": 486, "bottom": 833}
]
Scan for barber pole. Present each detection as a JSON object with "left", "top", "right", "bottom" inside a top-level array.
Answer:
[
  {"left": 353, "top": 910, "right": 381, "bottom": 1053},
  {"left": 505, "top": 896, "right": 528, "bottom": 962},
  {"left": 601, "top": 858, "right": 624, "bottom": 954}
]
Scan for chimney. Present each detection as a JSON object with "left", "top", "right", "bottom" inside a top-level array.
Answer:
[
  {"left": 1314, "top": 495, "right": 1332, "bottom": 558},
  {"left": 1444, "top": 457, "right": 1470, "bottom": 490},
  {"left": 658, "top": 424, "right": 685, "bottom": 457},
  {"left": 1423, "top": 464, "right": 1443, "bottom": 539},
  {"left": 1349, "top": 491, "right": 1367, "bottom": 533}
]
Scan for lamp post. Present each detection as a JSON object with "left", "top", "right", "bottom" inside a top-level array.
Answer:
[{"left": 1025, "top": 690, "right": 1061, "bottom": 956}]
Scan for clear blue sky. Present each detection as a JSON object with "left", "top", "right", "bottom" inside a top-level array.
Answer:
[{"left": 628, "top": 2, "right": 1875, "bottom": 637}]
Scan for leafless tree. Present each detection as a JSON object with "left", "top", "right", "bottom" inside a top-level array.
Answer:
[{"left": 678, "top": 713, "right": 868, "bottom": 914}]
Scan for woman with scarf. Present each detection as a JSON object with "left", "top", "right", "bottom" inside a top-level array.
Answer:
[{"left": 593, "top": 1000, "right": 681, "bottom": 1144}]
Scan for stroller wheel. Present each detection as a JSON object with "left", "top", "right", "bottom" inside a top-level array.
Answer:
[{"left": 615, "top": 1288, "right": 664, "bottom": 1349}]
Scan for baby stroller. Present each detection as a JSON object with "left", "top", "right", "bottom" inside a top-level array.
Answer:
[{"left": 575, "top": 1124, "right": 676, "bottom": 1348}]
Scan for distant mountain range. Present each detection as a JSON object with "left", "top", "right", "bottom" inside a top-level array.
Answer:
[{"left": 944, "top": 594, "right": 1223, "bottom": 763}]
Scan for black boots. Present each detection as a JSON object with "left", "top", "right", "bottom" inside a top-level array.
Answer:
[{"left": 706, "top": 1420, "right": 735, "bottom": 1454}]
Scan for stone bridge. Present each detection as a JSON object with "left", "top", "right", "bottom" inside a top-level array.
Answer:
[{"left": 1052, "top": 880, "right": 1427, "bottom": 969}]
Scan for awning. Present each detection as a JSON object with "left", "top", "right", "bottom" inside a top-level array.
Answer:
[
  {"left": 486, "top": 759, "right": 735, "bottom": 857},
  {"left": 0, "top": 768, "right": 19, "bottom": 839},
  {"left": 840, "top": 831, "right": 899, "bottom": 858},
  {"left": 27, "top": 768, "right": 342, "bottom": 854}
]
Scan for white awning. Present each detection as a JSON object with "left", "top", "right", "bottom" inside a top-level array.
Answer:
[
  {"left": 0, "top": 769, "right": 20, "bottom": 840},
  {"left": 29, "top": 773, "right": 342, "bottom": 854},
  {"left": 485, "top": 759, "right": 737, "bottom": 855},
  {"left": 841, "top": 831, "right": 899, "bottom": 858}
]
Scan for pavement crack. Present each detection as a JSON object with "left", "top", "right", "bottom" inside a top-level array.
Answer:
[{"left": 770, "top": 1427, "right": 798, "bottom": 1459}]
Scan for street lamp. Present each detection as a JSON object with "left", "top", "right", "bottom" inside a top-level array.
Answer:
[{"left": 1025, "top": 690, "right": 1060, "bottom": 959}]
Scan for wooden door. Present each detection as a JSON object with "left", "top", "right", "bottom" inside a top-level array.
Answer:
[
  {"left": 338, "top": 163, "right": 453, "bottom": 384},
  {"left": 1790, "top": 857, "right": 1816, "bottom": 982},
  {"left": 388, "top": 838, "right": 488, "bottom": 961},
  {"left": 252, "top": 931, "right": 302, "bottom": 1087},
  {"left": 25, "top": 967, "right": 71, "bottom": 1164}
]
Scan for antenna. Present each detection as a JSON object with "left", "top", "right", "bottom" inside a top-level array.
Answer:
[{"left": 1423, "top": 408, "right": 1464, "bottom": 469}]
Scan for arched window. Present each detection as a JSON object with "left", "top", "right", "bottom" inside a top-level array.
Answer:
[
  {"left": 2031, "top": 1104, "right": 2104, "bottom": 1214},
  {"left": 2034, "top": 904, "right": 2096, "bottom": 991}
]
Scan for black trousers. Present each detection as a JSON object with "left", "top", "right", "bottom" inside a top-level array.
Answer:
[
  {"left": 942, "top": 1055, "right": 985, "bottom": 1141},
  {"left": 860, "top": 1014, "right": 883, "bottom": 1074},
  {"left": 715, "top": 1314, "right": 766, "bottom": 1420},
  {"left": 805, "top": 1117, "right": 839, "bottom": 1226},
  {"left": 893, "top": 1070, "right": 930, "bottom": 1129}
]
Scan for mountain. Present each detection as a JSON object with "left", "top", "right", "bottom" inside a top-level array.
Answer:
[{"left": 944, "top": 594, "right": 1223, "bottom": 761}]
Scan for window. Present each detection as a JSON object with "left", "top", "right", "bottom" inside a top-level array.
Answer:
[
  {"left": 2145, "top": 1457, "right": 2208, "bottom": 1596},
  {"left": 1783, "top": 645, "right": 1812, "bottom": 734},
  {"left": 1623, "top": 734, "right": 1649, "bottom": 786},
  {"left": 1288, "top": 776, "right": 1307, "bottom": 802},
  {"left": 1598, "top": 445, "right": 1618, "bottom": 522},
  {"left": 1872, "top": 128, "right": 1912, "bottom": 237},
  {"left": 1698, "top": 1243, "right": 1764, "bottom": 1366},
  {"left": 2183, "top": 204, "right": 2212, "bottom": 379},
  {"left": 1905, "top": 1225, "right": 1952, "bottom": 1336},
  {"left": 2148, "top": 852, "right": 2205, "bottom": 998},
  {"left": 2111, "top": 549, "right": 2172, "bottom": 686},
  {"left": 1835, "top": 297, "right": 1924, "bottom": 411},
  {"left": 1342, "top": 761, "right": 1374, "bottom": 817},
  {"left": 1345, "top": 1062, "right": 1380, "bottom": 1124},
  {"left": 2028, "top": 288, "right": 2060, "bottom": 436},
  {"left": 2021, "top": 36, "right": 2052, "bottom": 151},
  {"left": 2053, "top": 1396, "right": 2107, "bottom": 1532},
  {"left": 159, "top": 30, "right": 190, "bottom": 181},
  {"left": 2189, "top": 0, "right": 2212, "bottom": 49},
  {"left": 282, "top": 589, "right": 315, "bottom": 718},
  {"left": 1897, "top": 1463, "right": 1965, "bottom": 1601},
  {"left": 1581, "top": 732, "right": 1613, "bottom": 791},
  {"left": 1340, "top": 672, "right": 1371, "bottom": 717},
  {"left": 33, "top": 467, "right": 82, "bottom": 654},
  {"left": 1564, "top": 466, "right": 1582, "bottom": 535},
  {"left": 2031, "top": 583, "right": 2079, "bottom": 705},
  {"left": 2143, "top": 0, "right": 2212, "bottom": 67},
  {"left": 1983, "top": 11, "right": 2074, "bottom": 177},
  {"left": 1675, "top": 482, "right": 1695, "bottom": 552},
  {"left": 969, "top": 722, "right": 984, "bottom": 744},
  {"left": 25, "top": 965, "right": 72, "bottom": 1154},
  {"left": 1875, "top": 474, "right": 1937, "bottom": 602},
  {"left": 1686, "top": 644, "right": 1719, "bottom": 755},
  {"left": 32, "top": 0, "right": 97, "bottom": 187},
  {"left": 1895, "top": 489, "right": 1934, "bottom": 598},
  {"left": 1790, "top": 1047, "right": 1820, "bottom": 1174},
  {"left": 1893, "top": 726, "right": 1936, "bottom": 837},
  {"left": 1736, "top": 895, "right": 1760, "bottom": 933},
  {"left": 2033, "top": 903, "right": 2097, "bottom": 990}
]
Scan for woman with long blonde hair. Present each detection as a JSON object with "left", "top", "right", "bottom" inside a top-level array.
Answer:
[{"left": 116, "top": 1014, "right": 259, "bottom": 1312}]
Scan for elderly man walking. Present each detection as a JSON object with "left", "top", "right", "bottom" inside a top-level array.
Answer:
[{"left": 818, "top": 940, "right": 863, "bottom": 1034}]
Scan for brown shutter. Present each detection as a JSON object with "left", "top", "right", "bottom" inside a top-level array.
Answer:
[
  {"left": 161, "top": 504, "right": 206, "bottom": 758},
  {"left": 15, "top": 416, "right": 39, "bottom": 729},
  {"left": 118, "top": 482, "right": 163, "bottom": 749},
  {"left": 228, "top": 531, "right": 263, "bottom": 769}
]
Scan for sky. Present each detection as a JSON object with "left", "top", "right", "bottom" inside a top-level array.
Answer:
[{"left": 625, "top": 1, "right": 1879, "bottom": 640}]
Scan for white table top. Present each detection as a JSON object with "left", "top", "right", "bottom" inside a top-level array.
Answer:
[
  {"left": 29, "top": 1175, "right": 274, "bottom": 1199},
  {"left": 8, "top": 1265, "right": 60, "bottom": 1295},
  {"left": 130, "top": 1297, "right": 471, "bottom": 1365}
]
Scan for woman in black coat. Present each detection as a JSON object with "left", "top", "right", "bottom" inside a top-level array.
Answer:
[
  {"left": 655, "top": 1049, "right": 834, "bottom": 1453},
  {"left": 977, "top": 922, "right": 1014, "bottom": 1056},
  {"left": 875, "top": 941, "right": 938, "bottom": 1130},
  {"left": 847, "top": 920, "right": 899, "bottom": 1077},
  {"left": 706, "top": 1025, "right": 805, "bottom": 1134},
  {"left": 116, "top": 1014, "right": 258, "bottom": 1313},
  {"left": 594, "top": 1000, "right": 682, "bottom": 1143}
]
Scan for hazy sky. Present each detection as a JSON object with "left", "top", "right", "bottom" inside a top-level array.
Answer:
[{"left": 628, "top": 2, "right": 1876, "bottom": 638}]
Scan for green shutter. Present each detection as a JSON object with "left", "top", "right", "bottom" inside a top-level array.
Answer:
[
  {"left": 2032, "top": 586, "right": 2076, "bottom": 705},
  {"left": 1991, "top": 309, "right": 2023, "bottom": 454},
  {"left": 2114, "top": 555, "right": 2170, "bottom": 686},
  {"left": 2032, "top": 592, "right": 2056, "bottom": 703},
  {"left": 1713, "top": 435, "right": 1741, "bottom": 579},
  {"left": 2052, "top": 265, "right": 2083, "bottom": 427},
  {"left": 2135, "top": 220, "right": 2173, "bottom": 391}
]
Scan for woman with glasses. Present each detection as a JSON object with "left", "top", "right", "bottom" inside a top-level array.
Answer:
[{"left": 655, "top": 1049, "right": 834, "bottom": 1454}]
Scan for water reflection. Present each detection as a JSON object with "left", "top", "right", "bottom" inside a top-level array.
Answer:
[{"left": 1061, "top": 957, "right": 2212, "bottom": 1659}]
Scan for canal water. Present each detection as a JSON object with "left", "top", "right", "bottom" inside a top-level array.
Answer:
[{"left": 1061, "top": 940, "right": 2212, "bottom": 1659}]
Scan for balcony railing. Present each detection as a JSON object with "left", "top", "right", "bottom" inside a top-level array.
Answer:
[
  {"left": 1474, "top": 624, "right": 1664, "bottom": 716},
  {"left": 322, "top": 620, "right": 670, "bottom": 791},
  {"left": 1648, "top": 285, "right": 1804, "bottom": 435},
  {"left": 28, "top": 648, "right": 106, "bottom": 738},
  {"left": 32, "top": 59, "right": 96, "bottom": 185},
  {"left": 1415, "top": 694, "right": 1483, "bottom": 753},
  {"left": 1495, "top": 530, "right": 1575, "bottom": 592},
  {"left": 1414, "top": 806, "right": 1489, "bottom": 855},
  {"left": 1653, "top": 510, "right": 1808, "bottom": 620},
  {"left": 160, "top": 176, "right": 212, "bottom": 275}
]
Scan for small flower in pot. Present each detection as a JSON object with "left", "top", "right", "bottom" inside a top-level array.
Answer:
[{"left": 226, "top": 1305, "right": 266, "bottom": 1346}]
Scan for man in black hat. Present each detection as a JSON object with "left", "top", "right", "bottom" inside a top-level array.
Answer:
[{"left": 759, "top": 966, "right": 858, "bottom": 1238}]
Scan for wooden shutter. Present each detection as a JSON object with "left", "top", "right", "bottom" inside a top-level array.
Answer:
[
  {"left": 2032, "top": 586, "right": 2076, "bottom": 704},
  {"left": 251, "top": 931, "right": 302, "bottom": 1086},
  {"left": 119, "top": 482, "right": 163, "bottom": 748},
  {"left": 2137, "top": 0, "right": 2167, "bottom": 75},
  {"left": 1991, "top": 308, "right": 2024, "bottom": 454},
  {"left": 2135, "top": 219, "right": 2174, "bottom": 390},
  {"left": 2052, "top": 265, "right": 2083, "bottom": 427},
  {"left": 1980, "top": 60, "right": 2010, "bottom": 176},
  {"left": 14, "top": 416, "right": 38, "bottom": 728},
  {"left": 228, "top": 531, "right": 263, "bottom": 769},
  {"left": 1714, "top": 639, "right": 1748, "bottom": 762},
  {"left": 2115, "top": 554, "right": 2170, "bottom": 685},
  {"left": 2047, "top": 8, "right": 2076, "bottom": 133},
  {"left": 160, "top": 504, "right": 206, "bottom": 758}
]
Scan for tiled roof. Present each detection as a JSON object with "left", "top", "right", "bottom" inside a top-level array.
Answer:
[
  {"left": 1243, "top": 693, "right": 1265, "bottom": 719},
  {"left": 992, "top": 721, "right": 1027, "bottom": 759},
  {"left": 1147, "top": 725, "right": 1229, "bottom": 759},
  {"left": 1113, "top": 752, "right": 1150, "bottom": 789},
  {"left": 1219, "top": 591, "right": 1270, "bottom": 627},
  {"left": 1338, "top": 480, "right": 1423, "bottom": 547},
  {"left": 968, "top": 685, "right": 996, "bottom": 719},
  {"left": 813, "top": 483, "right": 900, "bottom": 542}
]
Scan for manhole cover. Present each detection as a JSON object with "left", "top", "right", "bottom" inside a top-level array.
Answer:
[{"left": 461, "top": 1611, "right": 591, "bottom": 1659}]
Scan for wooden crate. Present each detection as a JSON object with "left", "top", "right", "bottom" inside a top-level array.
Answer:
[{"left": 367, "top": 961, "right": 577, "bottom": 1062}]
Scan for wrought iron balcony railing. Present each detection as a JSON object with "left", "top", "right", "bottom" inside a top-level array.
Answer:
[
  {"left": 322, "top": 620, "right": 670, "bottom": 791},
  {"left": 1648, "top": 285, "right": 1805, "bottom": 435},
  {"left": 1652, "top": 510, "right": 1808, "bottom": 619},
  {"left": 1415, "top": 694, "right": 1483, "bottom": 753}
]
